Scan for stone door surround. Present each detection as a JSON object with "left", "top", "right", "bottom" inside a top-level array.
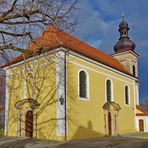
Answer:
[
  {"left": 14, "top": 98, "right": 40, "bottom": 138},
  {"left": 103, "top": 102, "right": 121, "bottom": 136}
]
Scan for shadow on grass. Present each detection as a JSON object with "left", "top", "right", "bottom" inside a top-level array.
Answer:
[
  {"left": 0, "top": 138, "right": 37, "bottom": 148},
  {"left": 0, "top": 136, "right": 148, "bottom": 148},
  {"left": 54, "top": 137, "right": 148, "bottom": 148}
]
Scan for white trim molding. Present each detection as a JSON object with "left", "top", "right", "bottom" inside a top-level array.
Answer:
[
  {"left": 135, "top": 83, "right": 139, "bottom": 105},
  {"left": 136, "top": 116, "right": 148, "bottom": 132},
  {"left": 68, "top": 59, "right": 134, "bottom": 85},
  {"left": 4, "top": 70, "right": 9, "bottom": 135},
  {"left": 3, "top": 47, "right": 67, "bottom": 70},
  {"left": 56, "top": 50, "right": 66, "bottom": 136},
  {"left": 24, "top": 72, "right": 35, "bottom": 99},
  {"left": 68, "top": 51, "right": 137, "bottom": 81}
]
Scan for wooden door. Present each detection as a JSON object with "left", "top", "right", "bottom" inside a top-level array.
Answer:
[
  {"left": 139, "top": 119, "right": 144, "bottom": 132},
  {"left": 108, "top": 112, "right": 112, "bottom": 135},
  {"left": 25, "top": 111, "right": 33, "bottom": 138}
]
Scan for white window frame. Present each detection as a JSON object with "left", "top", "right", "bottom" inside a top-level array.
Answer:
[
  {"left": 78, "top": 69, "right": 89, "bottom": 101},
  {"left": 124, "top": 84, "right": 130, "bottom": 106},
  {"left": 105, "top": 78, "right": 113, "bottom": 102},
  {"left": 24, "top": 72, "right": 35, "bottom": 99}
]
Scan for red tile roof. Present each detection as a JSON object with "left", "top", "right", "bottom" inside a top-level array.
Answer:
[
  {"left": 136, "top": 105, "right": 148, "bottom": 116},
  {"left": 1, "top": 26, "right": 129, "bottom": 75}
]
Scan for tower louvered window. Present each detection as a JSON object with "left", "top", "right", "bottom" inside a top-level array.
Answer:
[{"left": 133, "top": 65, "right": 136, "bottom": 77}]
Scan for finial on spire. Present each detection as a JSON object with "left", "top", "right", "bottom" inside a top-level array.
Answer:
[{"left": 122, "top": 12, "right": 124, "bottom": 21}]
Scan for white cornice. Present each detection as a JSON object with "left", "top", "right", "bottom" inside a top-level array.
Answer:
[
  {"left": 3, "top": 47, "right": 67, "bottom": 70},
  {"left": 68, "top": 50, "right": 137, "bottom": 81},
  {"left": 112, "top": 50, "right": 139, "bottom": 59},
  {"left": 3, "top": 46, "right": 138, "bottom": 82}
]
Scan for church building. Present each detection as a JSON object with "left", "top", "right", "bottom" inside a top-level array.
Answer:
[{"left": 1, "top": 18, "right": 140, "bottom": 140}]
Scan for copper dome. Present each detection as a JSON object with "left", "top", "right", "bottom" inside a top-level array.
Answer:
[
  {"left": 114, "top": 19, "right": 136, "bottom": 53},
  {"left": 114, "top": 38, "right": 136, "bottom": 52},
  {"left": 119, "top": 21, "right": 129, "bottom": 29}
]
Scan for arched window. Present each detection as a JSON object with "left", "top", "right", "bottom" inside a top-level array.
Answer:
[
  {"left": 26, "top": 73, "right": 35, "bottom": 98},
  {"left": 125, "top": 85, "right": 130, "bottom": 105},
  {"left": 106, "top": 79, "right": 112, "bottom": 102},
  {"left": 133, "top": 65, "right": 136, "bottom": 76},
  {"left": 79, "top": 71, "right": 87, "bottom": 98}
]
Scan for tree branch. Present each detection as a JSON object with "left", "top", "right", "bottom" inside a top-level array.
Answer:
[
  {"left": 57, "top": 0, "right": 78, "bottom": 19},
  {"left": 38, "top": 10, "right": 56, "bottom": 23},
  {"left": 2, "top": 0, "right": 18, "bottom": 18},
  {"left": 1, "top": 19, "right": 46, "bottom": 25},
  {"left": 0, "top": 9, "right": 39, "bottom": 22},
  {"left": 0, "top": 30, "right": 30, "bottom": 37},
  {"left": 0, "top": 45, "right": 34, "bottom": 54}
]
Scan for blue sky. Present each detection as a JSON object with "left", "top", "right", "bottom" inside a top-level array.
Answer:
[{"left": 75, "top": 0, "right": 148, "bottom": 104}]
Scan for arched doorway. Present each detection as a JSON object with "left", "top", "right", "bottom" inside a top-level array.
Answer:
[
  {"left": 108, "top": 112, "right": 112, "bottom": 135},
  {"left": 14, "top": 98, "right": 40, "bottom": 138},
  {"left": 103, "top": 102, "right": 121, "bottom": 136},
  {"left": 25, "top": 110, "right": 33, "bottom": 138}
]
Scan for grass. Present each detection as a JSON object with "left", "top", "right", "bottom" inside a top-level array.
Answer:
[
  {"left": 130, "top": 132, "right": 148, "bottom": 137},
  {"left": 0, "top": 129, "right": 4, "bottom": 136}
]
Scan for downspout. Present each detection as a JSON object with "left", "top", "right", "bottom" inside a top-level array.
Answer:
[{"left": 64, "top": 51, "right": 67, "bottom": 140}]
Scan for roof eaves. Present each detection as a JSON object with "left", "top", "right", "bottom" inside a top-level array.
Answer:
[{"left": 65, "top": 46, "right": 135, "bottom": 78}]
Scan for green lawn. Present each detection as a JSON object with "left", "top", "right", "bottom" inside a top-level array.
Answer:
[
  {"left": 0, "top": 129, "right": 4, "bottom": 136},
  {"left": 130, "top": 132, "right": 148, "bottom": 137}
]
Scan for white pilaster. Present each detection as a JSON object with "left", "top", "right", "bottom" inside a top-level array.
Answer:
[
  {"left": 33, "top": 113, "right": 37, "bottom": 138},
  {"left": 135, "top": 83, "right": 139, "bottom": 105},
  {"left": 4, "top": 70, "right": 9, "bottom": 135},
  {"left": 56, "top": 50, "right": 66, "bottom": 136}
]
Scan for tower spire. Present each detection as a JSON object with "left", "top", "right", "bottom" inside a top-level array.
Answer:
[
  {"left": 121, "top": 12, "right": 124, "bottom": 22},
  {"left": 114, "top": 18, "right": 135, "bottom": 53},
  {"left": 113, "top": 19, "right": 139, "bottom": 78}
]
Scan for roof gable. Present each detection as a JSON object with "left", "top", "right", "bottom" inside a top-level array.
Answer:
[{"left": 1, "top": 26, "right": 128, "bottom": 75}]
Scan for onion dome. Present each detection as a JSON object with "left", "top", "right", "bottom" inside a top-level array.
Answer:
[{"left": 114, "top": 18, "right": 136, "bottom": 53}]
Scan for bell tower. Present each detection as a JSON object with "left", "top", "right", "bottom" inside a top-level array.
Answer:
[{"left": 113, "top": 15, "right": 139, "bottom": 77}]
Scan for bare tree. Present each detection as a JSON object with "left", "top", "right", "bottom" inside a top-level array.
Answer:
[
  {"left": 6, "top": 54, "right": 57, "bottom": 136},
  {"left": 0, "top": 0, "right": 78, "bottom": 61},
  {"left": 5, "top": 48, "right": 79, "bottom": 139},
  {"left": 0, "top": 0, "right": 79, "bottom": 137}
]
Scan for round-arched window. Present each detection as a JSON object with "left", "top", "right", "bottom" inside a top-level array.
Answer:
[
  {"left": 106, "top": 79, "right": 112, "bottom": 102},
  {"left": 79, "top": 71, "right": 87, "bottom": 98},
  {"left": 125, "top": 85, "right": 130, "bottom": 105}
]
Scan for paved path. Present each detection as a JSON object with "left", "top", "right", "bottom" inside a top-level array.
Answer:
[
  {"left": 122, "top": 134, "right": 148, "bottom": 140},
  {"left": 0, "top": 136, "right": 148, "bottom": 148}
]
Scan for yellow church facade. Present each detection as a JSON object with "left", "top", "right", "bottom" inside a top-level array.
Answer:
[{"left": 2, "top": 19, "right": 139, "bottom": 141}]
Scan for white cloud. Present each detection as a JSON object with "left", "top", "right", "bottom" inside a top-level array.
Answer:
[
  {"left": 75, "top": 0, "right": 148, "bottom": 102},
  {"left": 75, "top": 0, "right": 110, "bottom": 47}
]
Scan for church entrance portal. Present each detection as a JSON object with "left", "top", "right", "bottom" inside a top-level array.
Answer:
[
  {"left": 25, "top": 111, "right": 33, "bottom": 138},
  {"left": 108, "top": 112, "right": 112, "bottom": 135},
  {"left": 14, "top": 98, "right": 40, "bottom": 138},
  {"left": 103, "top": 102, "right": 121, "bottom": 136}
]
